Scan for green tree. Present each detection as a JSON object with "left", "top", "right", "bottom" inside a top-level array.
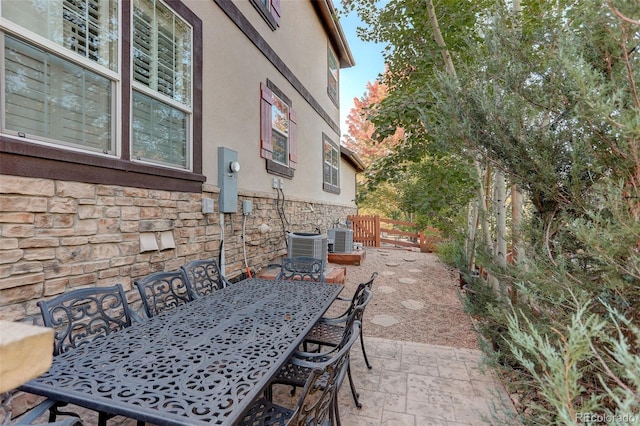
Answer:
[{"left": 343, "top": 0, "right": 640, "bottom": 422}]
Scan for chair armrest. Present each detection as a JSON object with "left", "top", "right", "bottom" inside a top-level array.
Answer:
[
  {"left": 316, "top": 316, "right": 348, "bottom": 326},
  {"left": 290, "top": 340, "right": 344, "bottom": 361},
  {"left": 11, "top": 399, "right": 58, "bottom": 424}
]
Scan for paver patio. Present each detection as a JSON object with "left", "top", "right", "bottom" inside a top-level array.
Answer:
[{"left": 332, "top": 337, "right": 517, "bottom": 426}]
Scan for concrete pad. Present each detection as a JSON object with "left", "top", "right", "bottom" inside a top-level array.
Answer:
[
  {"left": 398, "top": 277, "right": 417, "bottom": 284},
  {"left": 385, "top": 262, "right": 400, "bottom": 267},
  {"left": 381, "top": 271, "right": 396, "bottom": 276},
  {"left": 377, "top": 285, "right": 396, "bottom": 294}
]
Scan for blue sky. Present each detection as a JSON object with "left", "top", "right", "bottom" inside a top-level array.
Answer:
[{"left": 338, "top": 10, "right": 386, "bottom": 137}]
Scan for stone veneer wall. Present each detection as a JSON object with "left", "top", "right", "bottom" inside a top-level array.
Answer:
[{"left": 0, "top": 176, "right": 357, "bottom": 323}]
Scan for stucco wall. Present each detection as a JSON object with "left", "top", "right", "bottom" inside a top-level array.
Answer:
[
  {"left": 0, "top": 176, "right": 357, "bottom": 323},
  {"left": 187, "top": 0, "right": 352, "bottom": 205}
]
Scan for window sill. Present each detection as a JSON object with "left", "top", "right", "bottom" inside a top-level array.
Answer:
[
  {"left": 323, "top": 182, "right": 340, "bottom": 194},
  {"left": 266, "top": 159, "right": 294, "bottom": 179},
  {"left": 1, "top": 137, "right": 205, "bottom": 192}
]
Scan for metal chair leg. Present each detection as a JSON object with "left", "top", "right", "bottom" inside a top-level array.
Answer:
[
  {"left": 98, "top": 412, "right": 108, "bottom": 426},
  {"left": 360, "top": 331, "right": 372, "bottom": 370},
  {"left": 333, "top": 394, "right": 341, "bottom": 426},
  {"left": 347, "top": 362, "right": 362, "bottom": 409}
]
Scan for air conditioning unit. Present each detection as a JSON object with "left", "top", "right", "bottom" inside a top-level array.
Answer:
[
  {"left": 328, "top": 228, "right": 353, "bottom": 253},
  {"left": 288, "top": 233, "right": 328, "bottom": 261}
]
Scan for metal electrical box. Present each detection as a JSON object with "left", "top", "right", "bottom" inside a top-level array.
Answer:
[{"left": 218, "top": 147, "right": 239, "bottom": 213}]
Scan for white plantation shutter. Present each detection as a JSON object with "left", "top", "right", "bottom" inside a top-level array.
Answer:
[
  {"left": 3, "top": 36, "right": 112, "bottom": 152},
  {"left": 63, "top": 0, "right": 101, "bottom": 62},
  {"left": 2, "top": 0, "right": 115, "bottom": 151},
  {"left": 132, "top": 0, "right": 192, "bottom": 169},
  {"left": 133, "top": 0, "right": 191, "bottom": 105},
  {"left": 323, "top": 136, "right": 339, "bottom": 190},
  {"left": 132, "top": 91, "right": 187, "bottom": 167},
  {"left": 133, "top": 3, "right": 152, "bottom": 88}
]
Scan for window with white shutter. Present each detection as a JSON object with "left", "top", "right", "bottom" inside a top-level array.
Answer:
[
  {"left": 132, "top": 0, "right": 192, "bottom": 169},
  {"left": 323, "top": 133, "right": 340, "bottom": 194},
  {"left": 327, "top": 45, "right": 338, "bottom": 105},
  {"left": 1, "top": 0, "right": 202, "bottom": 190},
  {"left": 2, "top": 44, "right": 113, "bottom": 152}
]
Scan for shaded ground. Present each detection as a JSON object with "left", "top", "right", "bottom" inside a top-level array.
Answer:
[{"left": 328, "top": 247, "right": 479, "bottom": 350}]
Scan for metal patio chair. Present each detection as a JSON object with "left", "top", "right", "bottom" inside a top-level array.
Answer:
[
  {"left": 273, "top": 288, "right": 372, "bottom": 412},
  {"left": 239, "top": 322, "right": 361, "bottom": 426},
  {"left": 180, "top": 258, "right": 230, "bottom": 298},
  {"left": 305, "top": 272, "right": 378, "bottom": 371},
  {"left": 275, "top": 257, "right": 326, "bottom": 283},
  {"left": 134, "top": 270, "right": 194, "bottom": 318},
  {"left": 37, "top": 284, "right": 142, "bottom": 426}
]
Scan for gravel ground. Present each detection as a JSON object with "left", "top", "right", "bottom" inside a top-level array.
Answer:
[{"left": 328, "top": 246, "right": 480, "bottom": 350}]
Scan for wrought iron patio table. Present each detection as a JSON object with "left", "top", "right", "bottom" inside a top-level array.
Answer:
[{"left": 19, "top": 278, "right": 343, "bottom": 426}]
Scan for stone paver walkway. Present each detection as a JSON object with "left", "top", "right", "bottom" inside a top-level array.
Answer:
[{"left": 333, "top": 337, "right": 517, "bottom": 426}]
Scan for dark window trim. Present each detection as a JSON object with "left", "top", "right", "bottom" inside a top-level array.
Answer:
[
  {"left": 248, "top": 0, "right": 278, "bottom": 30},
  {"left": 214, "top": 0, "right": 340, "bottom": 135},
  {"left": 327, "top": 44, "right": 339, "bottom": 108},
  {"left": 322, "top": 133, "right": 340, "bottom": 194},
  {"left": 0, "top": 0, "right": 204, "bottom": 193}
]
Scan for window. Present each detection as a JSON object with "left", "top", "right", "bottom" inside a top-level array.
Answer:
[
  {"left": 132, "top": 0, "right": 192, "bottom": 169},
  {"left": 323, "top": 133, "right": 339, "bottom": 193},
  {"left": 327, "top": 45, "right": 338, "bottom": 105},
  {"left": 2, "top": 0, "right": 118, "bottom": 153},
  {"left": 260, "top": 80, "right": 296, "bottom": 178},
  {"left": 249, "top": 0, "right": 280, "bottom": 30},
  {"left": 4, "top": 36, "right": 114, "bottom": 153},
  {"left": 271, "top": 93, "right": 288, "bottom": 165},
  {"left": 1, "top": 0, "right": 202, "bottom": 190}
]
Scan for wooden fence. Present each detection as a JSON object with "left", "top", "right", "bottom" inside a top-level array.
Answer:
[{"left": 348, "top": 215, "right": 436, "bottom": 251}]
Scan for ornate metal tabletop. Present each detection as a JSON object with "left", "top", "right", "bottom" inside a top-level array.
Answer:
[{"left": 20, "top": 278, "right": 343, "bottom": 426}]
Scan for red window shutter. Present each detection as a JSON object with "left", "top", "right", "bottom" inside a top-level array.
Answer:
[
  {"left": 260, "top": 83, "right": 273, "bottom": 160},
  {"left": 288, "top": 108, "right": 297, "bottom": 169},
  {"left": 270, "top": 0, "right": 281, "bottom": 25}
]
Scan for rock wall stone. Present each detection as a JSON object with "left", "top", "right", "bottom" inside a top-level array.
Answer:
[{"left": 0, "top": 176, "right": 356, "bottom": 322}]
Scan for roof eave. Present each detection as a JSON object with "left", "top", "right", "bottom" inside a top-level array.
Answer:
[
  {"left": 312, "top": 0, "right": 356, "bottom": 68},
  {"left": 340, "top": 146, "right": 366, "bottom": 172}
]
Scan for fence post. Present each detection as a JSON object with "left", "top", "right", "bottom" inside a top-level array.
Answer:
[{"left": 374, "top": 215, "right": 381, "bottom": 247}]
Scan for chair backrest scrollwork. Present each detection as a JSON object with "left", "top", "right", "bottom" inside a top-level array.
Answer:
[
  {"left": 38, "top": 284, "right": 134, "bottom": 356},
  {"left": 134, "top": 270, "right": 194, "bottom": 318},
  {"left": 181, "top": 259, "right": 227, "bottom": 298},
  {"left": 276, "top": 257, "right": 326, "bottom": 283}
]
